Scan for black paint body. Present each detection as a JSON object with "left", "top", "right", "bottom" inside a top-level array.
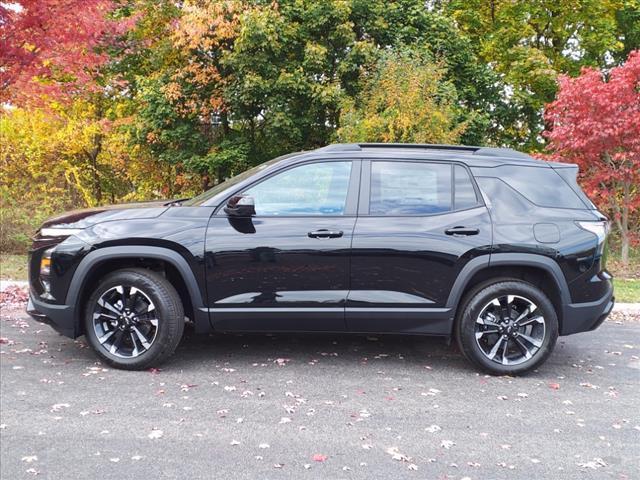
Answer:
[{"left": 27, "top": 144, "right": 614, "bottom": 340}]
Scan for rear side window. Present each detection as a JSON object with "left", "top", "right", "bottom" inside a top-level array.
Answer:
[
  {"left": 370, "top": 161, "right": 452, "bottom": 215},
  {"left": 454, "top": 165, "right": 479, "bottom": 210},
  {"left": 489, "top": 165, "right": 588, "bottom": 209}
]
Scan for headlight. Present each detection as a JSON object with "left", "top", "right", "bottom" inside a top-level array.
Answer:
[
  {"left": 40, "top": 227, "right": 83, "bottom": 237},
  {"left": 40, "top": 247, "right": 54, "bottom": 276}
]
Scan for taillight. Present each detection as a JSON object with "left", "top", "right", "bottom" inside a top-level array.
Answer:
[{"left": 576, "top": 220, "right": 609, "bottom": 254}]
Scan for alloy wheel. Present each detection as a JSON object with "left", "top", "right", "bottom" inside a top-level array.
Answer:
[
  {"left": 92, "top": 285, "right": 159, "bottom": 358},
  {"left": 474, "top": 295, "right": 546, "bottom": 366}
]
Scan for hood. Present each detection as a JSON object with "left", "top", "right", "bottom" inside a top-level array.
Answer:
[{"left": 40, "top": 200, "right": 171, "bottom": 230}]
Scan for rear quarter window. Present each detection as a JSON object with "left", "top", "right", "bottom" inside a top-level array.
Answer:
[{"left": 478, "top": 165, "right": 588, "bottom": 209}]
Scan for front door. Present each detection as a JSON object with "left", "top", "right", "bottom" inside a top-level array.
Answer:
[
  {"left": 347, "top": 159, "right": 492, "bottom": 334},
  {"left": 205, "top": 159, "right": 360, "bottom": 332}
]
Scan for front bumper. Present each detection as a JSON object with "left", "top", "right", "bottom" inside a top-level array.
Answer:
[
  {"left": 26, "top": 294, "right": 79, "bottom": 338},
  {"left": 561, "top": 283, "right": 614, "bottom": 336}
]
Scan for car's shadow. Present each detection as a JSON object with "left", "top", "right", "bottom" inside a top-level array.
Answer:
[{"left": 165, "top": 326, "right": 469, "bottom": 372}]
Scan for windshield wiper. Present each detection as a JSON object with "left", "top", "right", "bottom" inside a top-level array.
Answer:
[{"left": 164, "top": 197, "right": 190, "bottom": 207}]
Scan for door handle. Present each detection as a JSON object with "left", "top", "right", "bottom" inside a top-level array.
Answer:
[
  {"left": 445, "top": 226, "right": 480, "bottom": 236},
  {"left": 308, "top": 229, "right": 344, "bottom": 239}
]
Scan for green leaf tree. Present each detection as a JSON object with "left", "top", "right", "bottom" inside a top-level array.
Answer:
[{"left": 337, "top": 49, "right": 467, "bottom": 144}]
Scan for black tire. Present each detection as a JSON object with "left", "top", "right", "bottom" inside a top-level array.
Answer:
[
  {"left": 83, "top": 268, "right": 184, "bottom": 370},
  {"left": 455, "top": 279, "right": 559, "bottom": 375}
]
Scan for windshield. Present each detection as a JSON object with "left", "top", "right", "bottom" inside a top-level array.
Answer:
[{"left": 184, "top": 153, "right": 299, "bottom": 206}]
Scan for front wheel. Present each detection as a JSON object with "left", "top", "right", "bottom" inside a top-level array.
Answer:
[
  {"left": 83, "top": 268, "right": 184, "bottom": 370},
  {"left": 456, "top": 280, "right": 559, "bottom": 375}
]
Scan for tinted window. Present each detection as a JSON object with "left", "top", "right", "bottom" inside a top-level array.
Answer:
[
  {"left": 185, "top": 153, "right": 297, "bottom": 206},
  {"left": 244, "top": 161, "right": 352, "bottom": 216},
  {"left": 370, "top": 162, "right": 452, "bottom": 215},
  {"left": 454, "top": 165, "right": 478, "bottom": 209},
  {"left": 493, "top": 165, "right": 588, "bottom": 209}
]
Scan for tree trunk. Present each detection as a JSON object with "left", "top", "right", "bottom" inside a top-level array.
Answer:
[
  {"left": 91, "top": 154, "right": 102, "bottom": 204},
  {"left": 84, "top": 134, "right": 103, "bottom": 205},
  {"left": 620, "top": 181, "right": 630, "bottom": 265}
]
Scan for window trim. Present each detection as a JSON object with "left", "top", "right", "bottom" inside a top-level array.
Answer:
[
  {"left": 214, "top": 158, "right": 361, "bottom": 218},
  {"left": 358, "top": 158, "right": 484, "bottom": 217}
]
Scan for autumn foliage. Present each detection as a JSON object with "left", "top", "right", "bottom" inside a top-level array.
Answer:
[
  {"left": 1, "top": 1, "right": 639, "bottom": 260},
  {"left": 0, "top": 0, "right": 129, "bottom": 103},
  {"left": 543, "top": 51, "right": 640, "bottom": 262}
]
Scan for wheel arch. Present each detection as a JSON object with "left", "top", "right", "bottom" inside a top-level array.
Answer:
[
  {"left": 67, "top": 246, "right": 209, "bottom": 336},
  {"left": 447, "top": 253, "right": 570, "bottom": 333}
]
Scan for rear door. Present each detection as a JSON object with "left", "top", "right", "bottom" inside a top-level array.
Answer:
[{"left": 347, "top": 159, "right": 492, "bottom": 334}]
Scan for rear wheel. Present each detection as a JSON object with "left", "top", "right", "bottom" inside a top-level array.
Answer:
[
  {"left": 456, "top": 280, "right": 558, "bottom": 375},
  {"left": 83, "top": 268, "right": 184, "bottom": 370}
]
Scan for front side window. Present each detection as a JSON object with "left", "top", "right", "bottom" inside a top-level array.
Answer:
[
  {"left": 370, "top": 161, "right": 452, "bottom": 215},
  {"left": 244, "top": 161, "right": 352, "bottom": 216}
]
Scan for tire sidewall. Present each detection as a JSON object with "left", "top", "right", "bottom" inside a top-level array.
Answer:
[
  {"left": 457, "top": 280, "right": 559, "bottom": 375},
  {"left": 83, "top": 270, "right": 183, "bottom": 369}
]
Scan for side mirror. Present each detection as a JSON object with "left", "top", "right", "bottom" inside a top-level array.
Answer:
[{"left": 224, "top": 194, "right": 256, "bottom": 217}]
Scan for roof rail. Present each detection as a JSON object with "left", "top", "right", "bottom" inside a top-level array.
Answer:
[
  {"left": 358, "top": 143, "right": 479, "bottom": 153},
  {"left": 316, "top": 143, "right": 531, "bottom": 159}
]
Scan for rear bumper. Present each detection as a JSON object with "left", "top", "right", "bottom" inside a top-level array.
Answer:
[
  {"left": 561, "top": 283, "right": 614, "bottom": 336},
  {"left": 26, "top": 294, "right": 78, "bottom": 338}
]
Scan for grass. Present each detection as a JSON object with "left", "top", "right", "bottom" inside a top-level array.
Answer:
[
  {"left": 613, "top": 278, "right": 640, "bottom": 303},
  {"left": 1, "top": 252, "right": 638, "bottom": 302},
  {"left": 0, "top": 253, "right": 28, "bottom": 281}
]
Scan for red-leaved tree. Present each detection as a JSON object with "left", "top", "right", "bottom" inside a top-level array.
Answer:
[
  {"left": 543, "top": 50, "right": 640, "bottom": 265},
  {"left": 0, "top": 0, "right": 129, "bottom": 104}
]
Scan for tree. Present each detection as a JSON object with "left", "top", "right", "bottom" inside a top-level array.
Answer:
[
  {"left": 126, "top": 0, "right": 507, "bottom": 188},
  {"left": 444, "top": 0, "right": 632, "bottom": 150},
  {"left": 0, "top": 0, "right": 129, "bottom": 103},
  {"left": 337, "top": 50, "right": 467, "bottom": 143},
  {"left": 543, "top": 50, "right": 640, "bottom": 264}
]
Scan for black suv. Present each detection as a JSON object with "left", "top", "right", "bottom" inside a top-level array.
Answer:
[{"left": 27, "top": 143, "right": 614, "bottom": 374}]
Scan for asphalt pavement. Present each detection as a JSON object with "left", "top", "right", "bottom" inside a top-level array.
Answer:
[{"left": 1, "top": 304, "right": 639, "bottom": 480}]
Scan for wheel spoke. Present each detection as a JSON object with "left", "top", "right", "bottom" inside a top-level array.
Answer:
[
  {"left": 129, "top": 331, "right": 139, "bottom": 357},
  {"left": 518, "top": 315, "right": 544, "bottom": 327},
  {"left": 98, "top": 298, "right": 121, "bottom": 316},
  {"left": 514, "top": 337, "right": 533, "bottom": 360},
  {"left": 127, "top": 286, "right": 142, "bottom": 311},
  {"left": 499, "top": 295, "right": 513, "bottom": 322},
  {"left": 518, "top": 333, "right": 543, "bottom": 348},
  {"left": 476, "top": 313, "right": 500, "bottom": 327},
  {"left": 487, "top": 336, "right": 505, "bottom": 360},
  {"left": 98, "top": 329, "right": 116, "bottom": 345},
  {"left": 501, "top": 338, "right": 509, "bottom": 365},
  {"left": 109, "top": 330, "right": 125, "bottom": 354},
  {"left": 475, "top": 328, "right": 500, "bottom": 339},
  {"left": 132, "top": 326, "right": 152, "bottom": 349},
  {"left": 514, "top": 303, "right": 536, "bottom": 323}
]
